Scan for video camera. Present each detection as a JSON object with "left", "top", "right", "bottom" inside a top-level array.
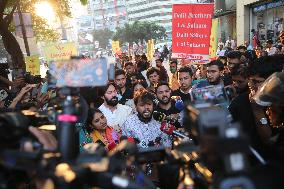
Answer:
[
  {"left": 183, "top": 85, "right": 254, "bottom": 189},
  {"left": 24, "top": 72, "right": 42, "bottom": 84}
]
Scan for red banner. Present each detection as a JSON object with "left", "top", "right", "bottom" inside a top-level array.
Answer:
[{"left": 172, "top": 4, "right": 214, "bottom": 63}]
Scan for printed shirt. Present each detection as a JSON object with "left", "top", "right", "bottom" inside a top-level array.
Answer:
[
  {"left": 121, "top": 114, "right": 172, "bottom": 148},
  {"left": 169, "top": 72, "right": 179, "bottom": 91},
  {"left": 99, "top": 103, "right": 133, "bottom": 133}
]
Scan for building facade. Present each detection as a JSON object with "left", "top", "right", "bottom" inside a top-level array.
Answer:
[
  {"left": 91, "top": 0, "right": 128, "bottom": 31},
  {"left": 126, "top": 0, "right": 197, "bottom": 36},
  {"left": 214, "top": 0, "right": 237, "bottom": 45},
  {"left": 237, "top": 0, "right": 284, "bottom": 45}
]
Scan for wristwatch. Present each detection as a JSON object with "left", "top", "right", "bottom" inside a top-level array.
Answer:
[{"left": 259, "top": 118, "right": 268, "bottom": 125}]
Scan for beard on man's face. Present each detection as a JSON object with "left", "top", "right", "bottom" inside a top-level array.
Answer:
[
  {"left": 105, "top": 96, "right": 118, "bottom": 106},
  {"left": 137, "top": 109, "right": 153, "bottom": 123},
  {"left": 158, "top": 96, "right": 171, "bottom": 105}
]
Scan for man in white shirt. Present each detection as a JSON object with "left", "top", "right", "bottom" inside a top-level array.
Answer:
[
  {"left": 99, "top": 82, "right": 132, "bottom": 133},
  {"left": 121, "top": 90, "right": 172, "bottom": 148},
  {"left": 265, "top": 39, "right": 277, "bottom": 56}
]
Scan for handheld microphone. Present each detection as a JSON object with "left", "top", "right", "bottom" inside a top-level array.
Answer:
[
  {"left": 153, "top": 111, "right": 179, "bottom": 123},
  {"left": 172, "top": 96, "right": 184, "bottom": 111},
  {"left": 153, "top": 111, "right": 167, "bottom": 122},
  {"left": 107, "top": 142, "right": 117, "bottom": 151},
  {"left": 120, "top": 136, "right": 140, "bottom": 144},
  {"left": 160, "top": 122, "right": 188, "bottom": 139}
]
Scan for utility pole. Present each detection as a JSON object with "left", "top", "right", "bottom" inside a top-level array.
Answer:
[{"left": 17, "top": 2, "right": 30, "bottom": 56}]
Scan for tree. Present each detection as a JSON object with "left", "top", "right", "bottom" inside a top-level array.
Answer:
[
  {"left": 93, "top": 29, "right": 114, "bottom": 49},
  {"left": 0, "top": 0, "right": 86, "bottom": 69},
  {"left": 113, "top": 21, "right": 166, "bottom": 44}
]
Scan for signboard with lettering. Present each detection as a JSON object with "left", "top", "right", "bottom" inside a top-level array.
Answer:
[
  {"left": 112, "top": 41, "right": 120, "bottom": 53},
  {"left": 43, "top": 42, "right": 78, "bottom": 62},
  {"left": 25, "top": 55, "right": 40, "bottom": 75},
  {"left": 172, "top": 4, "right": 214, "bottom": 63},
  {"left": 147, "top": 39, "right": 155, "bottom": 61},
  {"left": 48, "top": 58, "right": 108, "bottom": 87}
]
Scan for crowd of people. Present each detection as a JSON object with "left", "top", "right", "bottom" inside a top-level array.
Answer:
[{"left": 1, "top": 35, "right": 284, "bottom": 188}]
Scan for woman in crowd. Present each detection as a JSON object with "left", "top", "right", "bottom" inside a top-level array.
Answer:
[
  {"left": 79, "top": 108, "right": 121, "bottom": 151},
  {"left": 125, "top": 80, "right": 147, "bottom": 111}
]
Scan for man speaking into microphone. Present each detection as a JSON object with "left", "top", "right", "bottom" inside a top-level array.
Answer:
[{"left": 121, "top": 89, "right": 171, "bottom": 149}]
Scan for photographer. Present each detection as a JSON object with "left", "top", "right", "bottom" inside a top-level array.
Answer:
[
  {"left": 253, "top": 72, "right": 284, "bottom": 160},
  {"left": 8, "top": 84, "right": 49, "bottom": 110},
  {"left": 229, "top": 56, "right": 282, "bottom": 157}
]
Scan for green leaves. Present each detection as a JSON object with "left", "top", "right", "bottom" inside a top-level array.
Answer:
[
  {"left": 93, "top": 29, "right": 114, "bottom": 49},
  {"left": 113, "top": 21, "right": 166, "bottom": 44},
  {"left": 2, "top": 0, "right": 87, "bottom": 42}
]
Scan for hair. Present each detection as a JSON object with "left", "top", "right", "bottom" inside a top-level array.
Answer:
[
  {"left": 141, "top": 54, "right": 147, "bottom": 60},
  {"left": 231, "top": 66, "right": 249, "bottom": 78},
  {"left": 97, "top": 81, "right": 118, "bottom": 97},
  {"left": 248, "top": 56, "right": 282, "bottom": 79},
  {"left": 133, "top": 79, "right": 148, "bottom": 89},
  {"left": 170, "top": 60, "right": 178, "bottom": 66},
  {"left": 178, "top": 66, "right": 193, "bottom": 77},
  {"left": 115, "top": 69, "right": 126, "bottom": 78},
  {"left": 146, "top": 67, "right": 160, "bottom": 79},
  {"left": 218, "top": 56, "right": 227, "bottom": 61},
  {"left": 86, "top": 108, "right": 103, "bottom": 132},
  {"left": 227, "top": 51, "right": 242, "bottom": 60},
  {"left": 124, "top": 61, "right": 134, "bottom": 68},
  {"left": 266, "top": 39, "right": 273, "bottom": 44},
  {"left": 133, "top": 89, "right": 155, "bottom": 106},
  {"left": 155, "top": 81, "right": 170, "bottom": 93},
  {"left": 256, "top": 45, "right": 263, "bottom": 49},
  {"left": 156, "top": 58, "right": 163, "bottom": 62},
  {"left": 207, "top": 60, "right": 224, "bottom": 71},
  {"left": 237, "top": 45, "right": 247, "bottom": 51},
  {"left": 137, "top": 60, "right": 149, "bottom": 72}
]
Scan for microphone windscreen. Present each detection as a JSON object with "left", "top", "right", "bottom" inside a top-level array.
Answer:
[
  {"left": 160, "top": 121, "right": 175, "bottom": 135},
  {"left": 153, "top": 111, "right": 166, "bottom": 122},
  {"left": 107, "top": 142, "right": 117, "bottom": 151},
  {"left": 175, "top": 99, "right": 184, "bottom": 111},
  {"left": 127, "top": 137, "right": 135, "bottom": 143}
]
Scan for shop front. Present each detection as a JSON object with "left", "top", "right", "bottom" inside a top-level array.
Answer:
[{"left": 251, "top": 0, "right": 284, "bottom": 44}]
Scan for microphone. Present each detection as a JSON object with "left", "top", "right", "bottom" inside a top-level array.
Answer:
[
  {"left": 160, "top": 122, "right": 189, "bottom": 139},
  {"left": 171, "top": 96, "right": 184, "bottom": 111},
  {"left": 107, "top": 142, "right": 117, "bottom": 151},
  {"left": 153, "top": 111, "right": 179, "bottom": 123},
  {"left": 120, "top": 136, "right": 140, "bottom": 144},
  {"left": 153, "top": 111, "right": 167, "bottom": 122}
]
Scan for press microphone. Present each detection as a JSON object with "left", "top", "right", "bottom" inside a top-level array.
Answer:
[
  {"left": 120, "top": 136, "right": 140, "bottom": 144},
  {"left": 107, "top": 142, "right": 117, "bottom": 151},
  {"left": 153, "top": 111, "right": 179, "bottom": 123},
  {"left": 160, "top": 122, "right": 188, "bottom": 139},
  {"left": 153, "top": 111, "right": 167, "bottom": 122},
  {"left": 171, "top": 96, "right": 184, "bottom": 111}
]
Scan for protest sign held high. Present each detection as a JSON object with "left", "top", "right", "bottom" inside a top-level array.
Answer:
[{"left": 172, "top": 4, "right": 214, "bottom": 63}]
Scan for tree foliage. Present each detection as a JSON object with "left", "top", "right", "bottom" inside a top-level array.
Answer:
[
  {"left": 93, "top": 29, "right": 113, "bottom": 49},
  {"left": 113, "top": 21, "right": 166, "bottom": 44},
  {"left": 0, "top": 0, "right": 86, "bottom": 69}
]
